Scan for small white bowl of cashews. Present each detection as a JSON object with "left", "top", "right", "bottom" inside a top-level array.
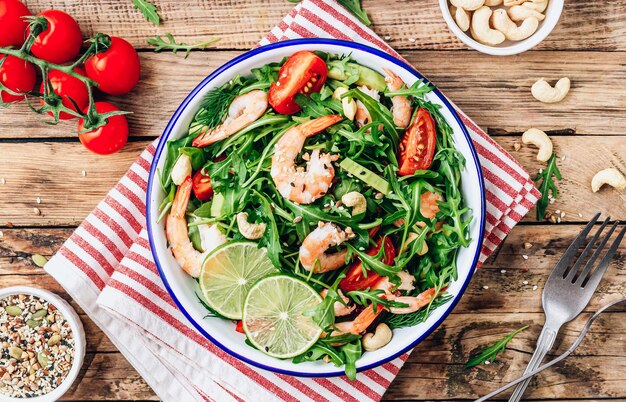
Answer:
[{"left": 439, "top": 0, "right": 564, "bottom": 56}]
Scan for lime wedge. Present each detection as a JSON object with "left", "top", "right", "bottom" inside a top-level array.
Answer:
[
  {"left": 198, "top": 242, "right": 278, "bottom": 320},
  {"left": 243, "top": 275, "right": 323, "bottom": 359}
]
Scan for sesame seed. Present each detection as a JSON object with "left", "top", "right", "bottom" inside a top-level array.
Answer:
[
  {"left": 483, "top": 285, "right": 489, "bottom": 290},
  {"left": 33, "top": 207, "right": 41, "bottom": 216},
  {"left": 0, "top": 178, "right": 5, "bottom": 184},
  {"left": 560, "top": 211, "right": 566, "bottom": 218},
  {"left": 561, "top": 155, "right": 566, "bottom": 161},
  {"left": 539, "top": 168, "right": 543, "bottom": 174},
  {"left": 555, "top": 209, "right": 560, "bottom": 214},
  {"left": 522, "top": 255, "right": 529, "bottom": 260},
  {"left": 0, "top": 230, "right": 3, "bottom": 237},
  {"left": 81, "top": 170, "right": 87, "bottom": 177},
  {"left": 375, "top": 192, "right": 384, "bottom": 200},
  {"left": 36, "top": 197, "right": 41, "bottom": 204},
  {"left": 532, "top": 285, "right": 538, "bottom": 291},
  {"left": 358, "top": 247, "right": 365, "bottom": 251},
  {"left": 293, "top": 216, "right": 302, "bottom": 223},
  {"left": 408, "top": 38, "right": 416, "bottom": 43},
  {"left": 557, "top": 217, "right": 562, "bottom": 223},
  {"left": 384, "top": 35, "right": 392, "bottom": 40},
  {"left": 578, "top": 213, "right": 583, "bottom": 218},
  {"left": 523, "top": 280, "right": 529, "bottom": 285},
  {"left": 523, "top": 242, "right": 532, "bottom": 250},
  {"left": 500, "top": 269, "right": 506, "bottom": 274},
  {"left": 484, "top": 360, "right": 490, "bottom": 365}
]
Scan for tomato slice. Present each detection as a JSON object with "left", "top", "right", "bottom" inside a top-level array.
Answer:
[
  {"left": 268, "top": 50, "right": 327, "bottom": 115},
  {"left": 398, "top": 108, "right": 437, "bottom": 176},
  {"left": 192, "top": 169, "right": 214, "bottom": 201},
  {"left": 339, "top": 237, "right": 395, "bottom": 292},
  {"left": 235, "top": 320, "right": 245, "bottom": 334}
]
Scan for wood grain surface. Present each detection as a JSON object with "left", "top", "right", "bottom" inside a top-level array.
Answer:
[{"left": 1, "top": 0, "right": 625, "bottom": 400}]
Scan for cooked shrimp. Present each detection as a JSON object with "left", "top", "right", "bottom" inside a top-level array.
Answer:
[
  {"left": 192, "top": 90, "right": 268, "bottom": 148},
  {"left": 383, "top": 68, "right": 412, "bottom": 129},
  {"left": 271, "top": 115, "right": 343, "bottom": 204},
  {"left": 420, "top": 191, "right": 441, "bottom": 219},
  {"left": 299, "top": 222, "right": 354, "bottom": 273},
  {"left": 355, "top": 85, "right": 380, "bottom": 127},
  {"left": 166, "top": 177, "right": 227, "bottom": 277},
  {"left": 320, "top": 288, "right": 356, "bottom": 317},
  {"left": 387, "top": 288, "right": 437, "bottom": 314},
  {"left": 331, "top": 303, "right": 384, "bottom": 336}
]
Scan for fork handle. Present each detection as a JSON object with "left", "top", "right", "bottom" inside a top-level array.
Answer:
[{"left": 508, "top": 325, "right": 559, "bottom": 402}]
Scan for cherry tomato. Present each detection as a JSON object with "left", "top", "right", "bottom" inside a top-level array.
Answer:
[
  {"left": 40, "top": 67, "right": 89, "bottom": 120},
  {"left": 29, "top": 10, "right": 82, "bottom": 64},
  {"left": 0, "top": 55, "right": 36, "bottom": 103},
  {"left": 268, "top": 51, "right": 327, "bottom": 115},
  {"left": 78, "top": 102, "right": 128, "bottom": 155},
  {"left": 0, "top": 0, "right": 30, "bottom": 47},
  {"left": 85, "top": 36, "right": 140, "bottom": 95},
  {"left": 398, "top": 108, "right": 437, "bottom": 176},
  {"left": 339, "top": 236, "right": 395, "bottom": 293},
  {"left": 235, "top": 321, "right": 244, "bottom": 334},
  {"left": 192, "top": 169, "right": 214, "bottom": 201}
]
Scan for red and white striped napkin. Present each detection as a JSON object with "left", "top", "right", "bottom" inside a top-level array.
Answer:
[{"left": 44, "top": 0, "right": 541, "bottom": 401}]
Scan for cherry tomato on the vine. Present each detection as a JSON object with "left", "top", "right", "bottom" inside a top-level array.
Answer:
[
  {"left": 29, "top": 10, "right": 82, "bottom": 64},
  {"left": 268, "top": 50, "right": 327, "bottom": 115},
  {"left": 0, "top": 55, "right": 36, "bottom": 103},
  {"left": 78, "top": 102, "right": 128, "bottom": 155},
  {"left": 0, "top": 0, "right": 31, "bottom": 47},
  {"left": 84, "top": 36, "right": 140, "bottom": 95},
  {"left": 40, "top": 67, "right": 89, "bottom": 120}
]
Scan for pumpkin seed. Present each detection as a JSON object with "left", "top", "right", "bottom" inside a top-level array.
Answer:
[
  {"left": 32, "top": 254, "right": 48, "bottom": 267},
  {"left": 37, "top": 352, "right": 49, "bottom": 368},
  {"left": 9, "top": 346, "right": 23, "bottom": 360},
  {"left": 31, "top": 309, "right": 47, "bottom": 320},
  {"left": 27, "top": 319, "right": 42, "bottom": 328},
  {"left": 47, "top": 334, "right": 62, "bottom": 346},
  {"left": 5, "top": 305, "right": 22, "bottom": 316}
]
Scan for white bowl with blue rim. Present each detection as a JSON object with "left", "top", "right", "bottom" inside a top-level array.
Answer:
[{"left": 146, "top": 38, "right": 485, "bottom": 377}]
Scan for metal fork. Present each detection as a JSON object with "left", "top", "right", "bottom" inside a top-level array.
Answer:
[{"left": 508, "top": 213, "right": 626, "bottom": 402}]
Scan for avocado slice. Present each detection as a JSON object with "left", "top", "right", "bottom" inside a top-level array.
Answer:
[
  {"left": 328, "top": 62, "right": 387, "bottom": 92},
  {"left": 339, "top": 157, "right": 390, "bottom": 195}
]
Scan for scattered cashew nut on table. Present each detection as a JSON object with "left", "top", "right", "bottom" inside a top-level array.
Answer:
[
  {"left": 491, "top": 8, "right": 539, "bottom": 40},
  {"left": 591, "top": 168, "right": 626, "bottom": 193},
  {"left": 531, "top": 77, "right": 571, "bottom": 103},
  {"left": 362, "top": 323, "right": 393, "bottom": 352},
  {"left": 471, "top": 6, "right": 505, "bottom": 45},
  {"left": 522, "top": 128, "right": 553, "bottom": 162},
  {"left": 341, "top": 191, "right": 367, "bottom": 216},
  {"left": 236, "top": 212, "right": 267, "bottom": 240}
]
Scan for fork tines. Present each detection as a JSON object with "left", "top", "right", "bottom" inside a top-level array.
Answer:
[{"left": 556, "top": 213, "right": 626, "bottom": 288}]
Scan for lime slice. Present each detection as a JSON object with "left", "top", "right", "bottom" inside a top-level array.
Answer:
[
  {"left": 199, "top": 242, "right": 278, "bottom": 320},
  {"left": 243, "top": 275, "right": 323, "bottom": 359}
]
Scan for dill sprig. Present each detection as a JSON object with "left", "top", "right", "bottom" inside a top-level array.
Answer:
[
  {"left": 386, "top": 294, "right": 453, "bottom": 329},
  {"left": 146, "top": 33, "right": 220, "bottom": 58},
  {"left": 194, "top": 78, "right": 244, "bottom": 130},
  {"left": 466, "top": 325, "right": 529, "bottom": 368},
  {"left": 534, "top": 153, "right": 562, "bottom": 220}
]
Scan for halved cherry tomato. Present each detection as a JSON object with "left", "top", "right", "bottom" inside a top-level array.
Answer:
[
  {"left": 398, "top": 108, "right": 437, "bottom": 176},
  {"left": 339, "top": 236, "right": 395, "bottom": 293},
  {"left": 192, "top": 169, "right": 214, "bottom": 201},
  {"left": 29, "top": 10, "right": 82, "bottom": 64},
  {"left": 0, "top": 55, "right": 36, "bottom": 103},
  {"left": 40, "top": 67, "right": 89, "bottom": 120},
  {"left": 0, "top": 0, "right": 31, "bottom": 47},
  {"left": 268, "top": 51, "right": 327, "bottom": 115},
  {"left": 235, "top": 320, "right": 245, "bottom": 334},
  {"left": 78, "top": 102, "right": 128, "bottom": 155},
  {"left": 84, "top": 36, "right": 140, "bottom": 95}
]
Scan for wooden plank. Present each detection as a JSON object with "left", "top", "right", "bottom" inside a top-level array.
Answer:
[
  {"left": 1, "top": 136, "right": 625, "bottom": 226},
  {"left": 2, "top": 51, "right": 625, "bottom": 138},
  {"left": 20, "top": 1, "right": 626, "bottom": 51}
]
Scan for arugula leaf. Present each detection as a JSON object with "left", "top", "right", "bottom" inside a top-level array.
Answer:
[
  {"left": 146, "top": 33, "right": 220, "bottom": 58},
  {"left": 347, "top": 288, "right": 409, "bottom": 313},
  {"left": 385, "top": 79, "right": 433, "bottom": 98},
  {"left": 132, "top": 0, "right": 161, "bottom": 25},
  {"left": 342, "top": 88, "right": 398, "bottom": 146},
  {"left": 293, "top": 342, "right": 344, "bottom": 366},
  {"left": 340, "top": 340, "right": 362, "bottom": 380},
  {"left": 466, "top": 325, "right": 529, "bottom": 368},
  {"left": 337, "top": 0, "right": 371, "bottom": 26},
  {"left": 534, "top": 153, "right": 562, "bottom": 220}
]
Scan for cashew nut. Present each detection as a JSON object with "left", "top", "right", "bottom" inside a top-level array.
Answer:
[
  {"left": 531, "top": 77, "right": 570, "bottom": 103},
  {"left": 508, "top": 4, "right": 545, "bottom": 21},
  {"left": 236, "top": 212, "right": 267, "bottom": 240},
  {"left": 362, "top": 323, "right": 393, "bottom": 352},
  {"left": 503, "top": 0, "right": 525, "bottom": 5},
  {"left": 591, "top": 168, "right": 626, "bottom": 193},
  {"left": 450, "top": 0, "right": 485, "bottom": 11},
  {"left": 341, "top": 191, "right": 367, "bottom": 215},
  {"left": 485, "top": 0, "right": 503, "bottom": 5},
  {"left": 399, "top": 232, "right": 429, "bottom": 256},
  {"left": 453, "top": 5, "right": 471, "bottom": 31},
  {"left": 522, "top": 0, "right": 548, "bottom": 12},
  {"left": 333, "top": 87, "right": 357, "bottom": 121},
  {"left": 171, "top": 154, "right": 192, "bottom": 186},
  {"left": 522, "top": 128, "right": 553, "bottom": 162},
  {"left": 470, "top": 7, "right": 505, "bottom": 45},
  {"left": 491, "top": 9, "right": 538, "bottom": 41}
]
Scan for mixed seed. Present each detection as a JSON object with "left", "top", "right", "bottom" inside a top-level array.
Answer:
[{"left": 0, "top": 294, "right": 75, "bottom": 398}]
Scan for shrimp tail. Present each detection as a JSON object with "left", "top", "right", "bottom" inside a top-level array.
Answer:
[{"left": 170, "top": 176, "right": 192, "bottom": 218}]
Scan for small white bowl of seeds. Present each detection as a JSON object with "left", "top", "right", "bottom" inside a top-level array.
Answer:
[{"left": 0, "top": 287, "right": 85, "bottom": 402}]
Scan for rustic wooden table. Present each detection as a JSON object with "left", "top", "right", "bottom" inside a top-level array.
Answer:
[{"left": 1, "top": 0, "right": 625, "bottom": 400}]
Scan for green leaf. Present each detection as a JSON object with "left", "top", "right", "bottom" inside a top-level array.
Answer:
[
  {"left": 179, "top": 147, "right": 206, "bottom": 171},
  {"left": 340, "top": 340, "right": 362, "bottom": 380},
  {"left": 132, "top": 0, "right": 161, "bottom": 25},
  {"left": 347, "top": 288, "right": 409, "bottom": 312},
  {"left": 386, "top": 294, "right": 452, "bottom": 329},
  {"left": 146, "top": 33, "right": 220, "bottom": 57},
  {"left": 533, "top": 153, "right": 562, "bottom": 220},
  {"left": 337, "top": 0, "right": 371, "bottom": 27},
  {"left": 385, "top": 79, "right": 433, "bottom": 98},
  {"left": 466, "top": 325, "right": 529, "bottom": 368}
]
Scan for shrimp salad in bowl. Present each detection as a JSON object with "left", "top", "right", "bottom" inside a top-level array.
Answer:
[{"left": 149, "top": 40, "right": 484, "bottom": 378}]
